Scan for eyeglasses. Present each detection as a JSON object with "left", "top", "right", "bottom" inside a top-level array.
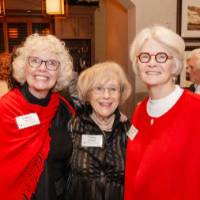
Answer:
[
  {"left": 92, "top": 86, "right": 120, "bottom": 95},
  {"left": 28, "top": 56, "right": 60, "bottom": 71},
  {"left": 137, "top": 52, "right": 173, "bottom": 63}
]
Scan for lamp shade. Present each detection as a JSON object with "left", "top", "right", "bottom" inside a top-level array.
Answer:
[
  {"left": 46, "top": 0, "right": 64, "bottom": 15},
  {"left": 0, "top": 0, "right": 5, "bottom": 16}
]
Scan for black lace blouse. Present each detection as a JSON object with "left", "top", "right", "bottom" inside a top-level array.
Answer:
[{"left": 66, "top": 109, "right": 130, "bottom": 200}]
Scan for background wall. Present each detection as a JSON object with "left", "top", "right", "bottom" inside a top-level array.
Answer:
[
  {"left": 94, "top": 1, "right": 106, "bottom": 63},
  {"left": 94, "top": 0, "right": 134, "bottom": 116}
]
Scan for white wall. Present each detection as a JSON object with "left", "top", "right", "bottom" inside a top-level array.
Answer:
[
  {"left": 131, "top": 0, "right": 177, "bottom": 32},
  {"left": 94, "top": 1, "right": 106, "bottom": 63}
]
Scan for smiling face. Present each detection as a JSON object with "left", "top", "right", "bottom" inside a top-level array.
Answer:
[
  {"left": 25, "top": 49, "right": 59, "bottom": 99},
  {"left": 137, "top": 39, "right": 176, "bottom": 91},
  {"left": 89, "top": 77, "right": 121, "bottom": 121}
]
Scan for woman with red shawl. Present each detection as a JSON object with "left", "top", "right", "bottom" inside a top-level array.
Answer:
[{"left": 0, "top": 34, "right": 75, "bottom": 200}]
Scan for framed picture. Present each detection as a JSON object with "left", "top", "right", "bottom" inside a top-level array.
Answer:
[{"left": 177, "top": 0, "right": 200, "bottom": 49}]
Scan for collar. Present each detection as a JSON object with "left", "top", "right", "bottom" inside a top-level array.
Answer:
[
  {"left": 147, "top": 85, "right": 184, "bottom": 117},
  {"left": 20, "top": 83, "right": 51, "bottom": 106},
  {"left": 80, "top": 105, "right": 121, "bottom": 129}
]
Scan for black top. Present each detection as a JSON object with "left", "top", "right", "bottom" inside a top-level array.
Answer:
[
  {"left": 66, "top": 108, "right": 130, "bottom": 200},
  {"left": 19, "top": 84, "right": 73, "bottom": 200},
  {"left": 184, "top": 84, "right": 195, "bottom": 93}
]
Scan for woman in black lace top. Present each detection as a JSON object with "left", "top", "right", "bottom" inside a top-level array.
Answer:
[{"left": 66, "top": 61, "right": 132, "bottom": 200}]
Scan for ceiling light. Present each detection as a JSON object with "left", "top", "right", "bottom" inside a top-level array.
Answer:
[{"left": 46, "top": 0, "right": 65, "bottom": 15}]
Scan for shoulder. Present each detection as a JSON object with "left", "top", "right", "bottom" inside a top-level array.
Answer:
[
  {"left": 131, "top": 97, "right": 148, "bottom": 121},
  {"left": 134, "top": 96, "right": 148, "bottom": 112},
  {"left": 58, "top": 94, "right": 76, "bottom": 117},
  {"left": 121, "top": 120, "right": 131, "bottom": 134},
  {"left": 170, "top": 90, "right": 200, "bottom": 118},
  {"left": 118, "top": 115, "right": 131, "bottom": 129},
  {"left": 70, "top": 113, "right": 88, "bottom": 129},
  {"left": 182, "top": 90, "right": 200, "bottom": 106},
  {"left": 0, "top": 88, "right": 21, "bottom": 110},
  {"left": 68, "top": 112, "right": 83, "bottom": 126},
  {"left": 51, "top": 95, "right": 76, "bottom": 128},
  {"left": 184, "top": 84, "right": 195, "bottom": 92}
]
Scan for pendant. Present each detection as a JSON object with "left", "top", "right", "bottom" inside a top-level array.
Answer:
[{"left": 150, "top": 118, "right": 154, "bottom": 125}]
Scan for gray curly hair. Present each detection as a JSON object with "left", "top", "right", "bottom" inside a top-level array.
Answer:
[{"left": 12, "top": 34, "right": 73, "bottom": 91}]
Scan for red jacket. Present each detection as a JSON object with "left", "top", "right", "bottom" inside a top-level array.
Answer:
[{"left": 125, "top": 90, "right": 200, "bottom": 200}]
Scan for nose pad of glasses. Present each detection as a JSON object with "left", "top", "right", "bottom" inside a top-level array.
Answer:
[{"left": 38, "top": 61, "right": 47, "bottom": 70}]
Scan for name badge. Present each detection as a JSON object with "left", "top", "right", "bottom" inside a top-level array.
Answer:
[
  {"left": 127, "top": 124, "right": 138, "bottom": 141},
  {"left": 16, "top": 113, "right": 40, "bottom": 129},
  {"left": 81, "top": 134, "right": 103, "bottom": 148}
]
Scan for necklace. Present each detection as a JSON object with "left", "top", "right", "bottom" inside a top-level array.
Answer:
[
  {"left": 150, "top": 118, "right": 154, "bottom": 125},
  {"left": 90, "top": 112, "right": 115, "bottom": 132}
]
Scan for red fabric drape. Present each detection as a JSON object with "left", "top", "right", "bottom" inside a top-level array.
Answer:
[{"left": 0, "top": 88, "right": 59, "bottom": 200}]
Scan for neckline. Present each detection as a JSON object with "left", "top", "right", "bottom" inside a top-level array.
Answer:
[
  {"left": 147, "top": 85, "right": 184, "bottom": 118},
  {"left": 20, "top": 83, "right": 51, "bottom": 106},
  {"left": 145, "top": 89, "right": 186, "bottom": 121}
]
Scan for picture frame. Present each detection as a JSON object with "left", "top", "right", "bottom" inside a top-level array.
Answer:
[{"left": 177, "top": 0, "right": 200, "bottom": 49}]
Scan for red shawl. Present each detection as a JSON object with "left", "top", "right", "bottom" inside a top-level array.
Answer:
[{"left": 0, "top": 88, "right": 60, "bottom": 200}]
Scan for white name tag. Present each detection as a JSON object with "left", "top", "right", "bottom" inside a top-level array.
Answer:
[
  {"left": 81, "top": 134, "right": 103, "bottom": 147},
  {"left": 127, "top": 124, "right": 138, "bottom": 141},
  {"left": 16, "top": 113, "right": 40, "bottom": 129}
]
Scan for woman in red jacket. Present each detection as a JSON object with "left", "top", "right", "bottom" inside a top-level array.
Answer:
[{"left": 125, "top": 25, "right": 200, "bottom": 200}]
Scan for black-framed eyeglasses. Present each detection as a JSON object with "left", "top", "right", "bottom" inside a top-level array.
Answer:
[
  {"left": 28, "top": 56, "right": 60, "bottom": 71},
  {"left": 137, "top": 52, "right": 173, "bottom": 63}
]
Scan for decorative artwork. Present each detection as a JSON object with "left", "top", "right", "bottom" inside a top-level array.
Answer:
[
  {"left": 181, "top": 0, "right": 200, "bottom": 37},
  {"left": 177, "top": 0, "right": 200, "bottom": 49}
]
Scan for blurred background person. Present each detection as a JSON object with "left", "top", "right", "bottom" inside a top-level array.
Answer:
[
  {"left": 125, "top": 25, "right": 200, "bottom": 200},
  {"left": 0, "top": 34, "right": 75, "bottom": 200},
  {"left": 0, "top": 52, "right": 12, "bottom": 97},
  {"left": 66, "top": 61, "right": 131, "bottom": 200},
  {"left": 186, "top": 48, "right": 200, "bottom": 93}
]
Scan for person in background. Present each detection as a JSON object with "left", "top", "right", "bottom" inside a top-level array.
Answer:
[
  {"left": 0, "top": 34, "right": 75, "bottom": 200},
  {"left": 125, "top": 25, "right": 200, "bottom": 200},
  {"left": 0, "top": 52, "right": 12, "bottom": 97},
  {"left": 66, "top": 61, "right": 132, "bottom": 200},
  {"left": 186, "top": 48, "right": 200, "bottom": 93}
]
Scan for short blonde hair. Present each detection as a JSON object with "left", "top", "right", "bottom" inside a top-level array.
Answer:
[
  {"left": 12, "top": 34, "right": 73, "bottom": 91},
  {"left": 129, "top": 25, "right": 185, "bottom": 76},
  {"left": 187, "top": 48, "right": 200, "bottom": 69},
  {"left": 77, "top": 61, "right": 132, "bottom": 105}
]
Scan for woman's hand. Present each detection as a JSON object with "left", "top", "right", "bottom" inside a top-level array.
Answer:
[{"left": 120, "top": 112, "right": 128, "bottom": 122}]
